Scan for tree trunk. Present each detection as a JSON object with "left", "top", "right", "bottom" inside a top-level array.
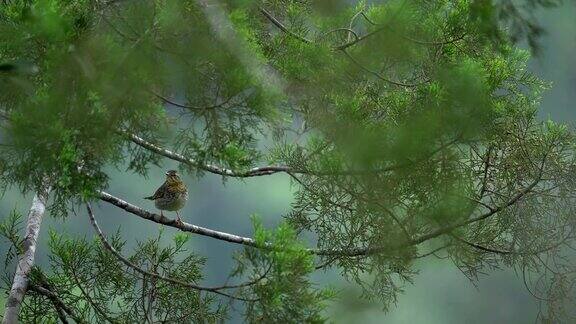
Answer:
[{"left": 2, "top": 186, "right": 50, "bottom": 324}]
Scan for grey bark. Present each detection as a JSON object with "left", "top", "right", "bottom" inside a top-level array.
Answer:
[{"left": 2, "top": 186, "right": 50, "bottom": 324}]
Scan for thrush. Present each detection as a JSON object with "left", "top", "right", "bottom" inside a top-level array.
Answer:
[{"left": 144, "top": 170, "right": 188, "bottom": 225}]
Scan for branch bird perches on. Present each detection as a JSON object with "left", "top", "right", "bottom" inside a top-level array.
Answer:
[{"left": 98, "top": 169, "right": 544, "bottom": 258}]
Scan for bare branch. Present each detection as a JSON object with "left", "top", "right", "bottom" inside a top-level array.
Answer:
[
  {"left": 3, "top": 184, "right": 50, "bottom": 324},
  {"left": 98, "top": 191, "right": 261, "bottom": 247},
  {"left": 98, "top": 146, "right": 548, "bottom": 258}
]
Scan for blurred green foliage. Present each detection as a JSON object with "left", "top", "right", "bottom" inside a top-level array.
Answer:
[{"left": 1, "top": 0, "right": 575, "bottom": 322}]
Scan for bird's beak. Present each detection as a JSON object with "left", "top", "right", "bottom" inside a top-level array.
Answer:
[{"left": 165, "top": 172, "right": 169, "bottom": 176}]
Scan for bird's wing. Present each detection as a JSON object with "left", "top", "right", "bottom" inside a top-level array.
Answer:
[{"left": 147, "top": 182, "right": 169, "bottom": 200}]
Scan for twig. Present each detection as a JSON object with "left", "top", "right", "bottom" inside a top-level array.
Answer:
[
  {"left": 258, "top": 7, "right": 312, "bottom": 44},
  {"left": 210, "top": 264, "right": 272, "bottom": 290},
  {"left": 415, "top": 244, "right": 451, "bottom": 258},
  {"left": 153, "top": 91, "right": 237, "bottom": 111},
  {"left": 341, "top": 49, "right": 428, "bottom": 88},
  {"left": 450, "top": 234, "right": 511, "bottom": 255}
]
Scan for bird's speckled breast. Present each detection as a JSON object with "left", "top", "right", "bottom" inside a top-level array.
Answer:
[{"left": 155, "top": 191, "right": 188, "bottom": 211}]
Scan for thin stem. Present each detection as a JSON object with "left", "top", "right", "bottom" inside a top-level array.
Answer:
[
  {"left": 210, "top": 264, "right": 272, "bottom": 290},
  {"left": 28, "top": 284, "right": 87, "bottom": 324},
  {"left": 415, "top": 244, "right": 452, "bottom": 259},
  {"left": 258, "top": 7, "right": 312, "bottom": 44},
  {"left": 153, "top": 91, "right": 237, "bottom": 111},
  {"left": 341, "top": 49, "right": 428, "bottom": 88}
]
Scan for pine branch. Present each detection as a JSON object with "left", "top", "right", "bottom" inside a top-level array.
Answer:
[
  {"left": 122, "top": 131, "right": 294, "bottom": 177},
  {"left": 68, "top": 264, "right": 119, "bottom": 324},
  {"left": 259, "top": 2, "right": 409, "bottom": 51},
  {"left": 195, "top": 0, "right": 285, "bottom": 97},
  {"left": 122, "top": 131, "right": 446, "bottom": 177},
  {"left": 99, "top": 181, "right": 541, "bottom": 258},
  {"left": 86, "top": 203, "right": 259, "bottom": 301}
]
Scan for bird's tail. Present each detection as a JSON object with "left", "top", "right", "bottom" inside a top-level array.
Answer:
[{"left": 144, "top": 196, "right": 154, "bottom": 200}]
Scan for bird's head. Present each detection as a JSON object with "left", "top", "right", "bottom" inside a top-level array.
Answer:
[{"left": 165, "top": 170, "right": 181, "bottom": 182}]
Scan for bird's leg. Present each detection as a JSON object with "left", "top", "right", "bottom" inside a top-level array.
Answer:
[
  {"left": 160, "top": 210, "right": 164, "bottom": 217},
  {"left": 175, "top": 211, "right": 183, "bottom": 226}
]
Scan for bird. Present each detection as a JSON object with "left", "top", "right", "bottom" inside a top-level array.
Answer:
[{"left": 144, "top": 170, "right": 188, "bottom": 225}]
